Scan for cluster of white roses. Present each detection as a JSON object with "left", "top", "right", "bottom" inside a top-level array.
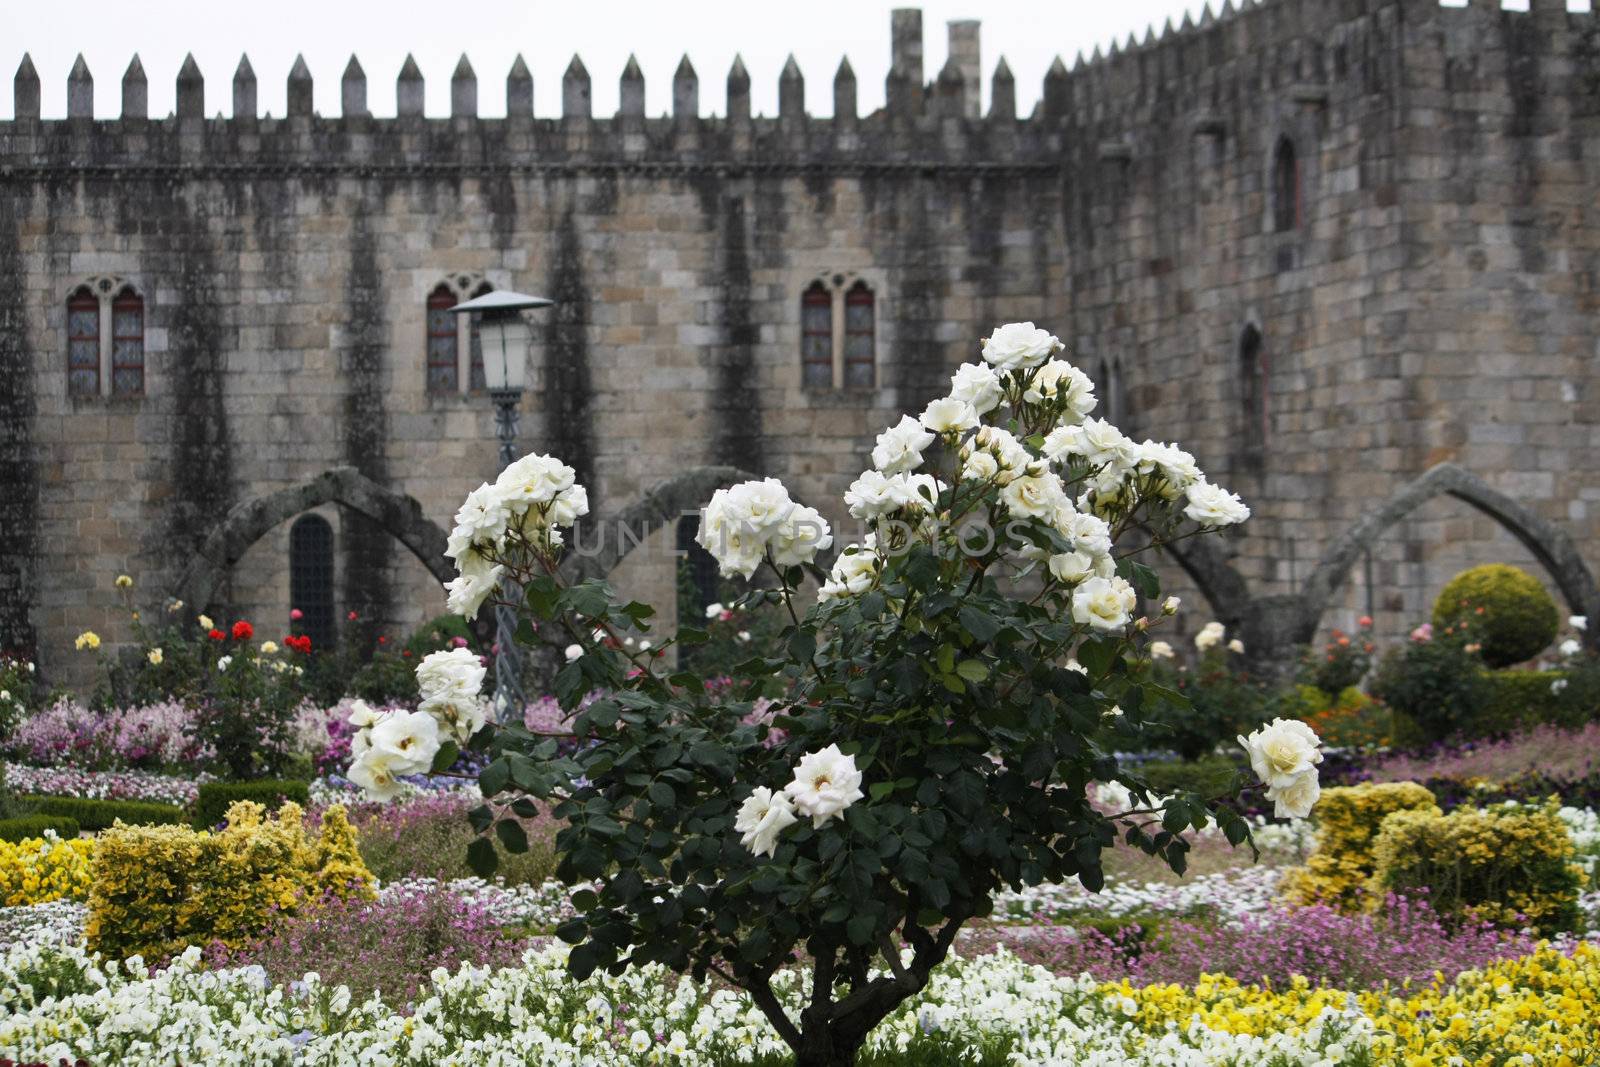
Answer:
[
  {"left": 694, "top": 477, "right": 835, "bottom": 580},
  {"left": 808, "top": 322, "right": 1247, "bottom": 628},
  {"left": 733, "top": 744, "right": 864, "bottom": 858},
  {"left": 347, "top": 647, "right": 488, "bottom": 800},
  {"left": 1238, "top": 718, "right": 1324, "bottom": 819},
  {"left": 443, "top": 452, "right": 591, "bottom": 618}
]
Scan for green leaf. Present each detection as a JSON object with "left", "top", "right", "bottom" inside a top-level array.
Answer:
[
  {"left": 430, "top": 740, "right": 460, "bottom": 774},
  {"left": 479, "top": 759, "right": 510, "bottom": 797},
  {"left": 958, "top": 606, "right": 1002, "bottom": 644},
  {"left": 466, "top": 837, "right": 499, "bottom": 879},
  {"left": 956, "top": 659, "right": 990, "bottom": 683}
]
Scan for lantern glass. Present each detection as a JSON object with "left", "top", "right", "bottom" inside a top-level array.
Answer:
[{"left": 480, "top": 312, "right": 530, "bottom": 393}]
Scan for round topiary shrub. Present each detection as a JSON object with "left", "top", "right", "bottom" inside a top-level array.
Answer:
[{"left": 1431, "top": 563, "right": 1558, "bottom": 668}]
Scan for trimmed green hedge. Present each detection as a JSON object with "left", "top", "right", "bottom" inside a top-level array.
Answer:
[
  {"left": 0, "top": 815, "right": 80, "bottom": 843},
  {"left": 193, "top": 779, "right": 310, "bottom": 828},
  {"left": 27, "top": 796, "right": 187, "bottom": 832}
]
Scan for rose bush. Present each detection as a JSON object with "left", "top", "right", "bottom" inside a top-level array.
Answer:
[{"left": 347, "top": 322, "right": 1317, "bottom": 1065}]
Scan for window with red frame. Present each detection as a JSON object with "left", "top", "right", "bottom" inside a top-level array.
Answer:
[
  {"left": 426, "top": 285, "right": 459, "bottom": 393},
  {"left": 111, "top": 289, "right": 144, "bottom": 396},
  {"left": 800, "top": 282, "right": 833, "bottom": 389},
  {"left": 843, "top": 281, "right": 875, "bottom": 388},
  {"left": 67, "top": 288, "right": 100, "bottom": 397}
]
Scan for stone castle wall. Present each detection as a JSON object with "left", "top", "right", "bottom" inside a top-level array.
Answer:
[{"left": 2, "top": 0, "right": 1598, "bottom": 688}]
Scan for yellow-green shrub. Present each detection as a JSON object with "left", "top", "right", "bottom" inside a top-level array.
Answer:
[
  {"left": 1368, "top": 798, "right": 1584, "bottom": 935},
  {"left": 0, "top": 831, "right": 93, "bottom": 906},
  {"left": 86, "top": 800, "right": 374, "bottom": 962},
  {"left": 1281, "top": 781, "right": 1439, "bottom": 910}
]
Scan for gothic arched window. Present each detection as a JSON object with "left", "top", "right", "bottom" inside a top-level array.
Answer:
[
  {"left": 110, "top": 287, "right": 145, "bottom": 396},
  {"left": 426, "top": 284, "right": 459, "bottom": 393},
  {"left": 1239, "top": 324, "right": 1267, "bottom": 455},
  {"left": 67, "top": 287, "right": 100, "bottom": 397},
  {"left": 1273, "top": 136, "right": 1301, "bottom": 233},
  {"left": 289, "top": 514, "right": 336, "bottom": 654},
  {"left": 675, "top": 514, "right": 721, "bottom": 625},
  {"left": 843, "top": 281, "right": 876, "bottom": 388},
  {"left": 800, "top": 282, "right": 833, "bottom": 389}
]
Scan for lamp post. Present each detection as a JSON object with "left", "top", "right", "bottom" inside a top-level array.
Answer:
[{"left": 450, "top": 289, "right": 554, "bottom": 721}]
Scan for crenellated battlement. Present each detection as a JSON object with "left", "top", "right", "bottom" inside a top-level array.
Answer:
[{"left": 3, "top": 0, "right": 1593, "bottom": 174}]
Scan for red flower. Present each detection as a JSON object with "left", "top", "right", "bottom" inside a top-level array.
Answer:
[
  {"left": 290, "top": 608, "right": 304, "bottom": 621},
  {"left": 207, "top": 629, "right": 225, "bottom": 642},
  {"left": 231, "top": 621, "right": 254, "bottom": 641}
]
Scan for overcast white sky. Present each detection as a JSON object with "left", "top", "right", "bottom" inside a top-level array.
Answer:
[{"left": 4, "top": 0, "right": 1245, "bottom": 121}]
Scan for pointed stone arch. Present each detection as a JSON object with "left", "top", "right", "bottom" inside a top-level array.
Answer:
[
  {"left": 1299, "top": 463, "right": 1600, "bottom": 644},
  {"left": 171, "top": 466, "right": 452, "bottom": 613}
]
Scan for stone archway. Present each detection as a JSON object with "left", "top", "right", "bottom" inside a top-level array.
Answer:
[
  {"left": 171, "top": 467, "right": 452, "bottom": 613},
  {"left": 1298, "top": 462, "right": 1600, "bottom": 650}
]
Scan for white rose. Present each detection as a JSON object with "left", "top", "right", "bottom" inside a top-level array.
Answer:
[
  {"left": 415, "top": 647, "right": 487, "bottom": 701},
  {"left": 871, "top": 415, "right": 935, "bottom": 474},
  {"left": 981, "top": 321, "right": 1060, "bottom": 372},
  {"left": 496, "top": 453, "right": 576, "bottom": 508},
  {"left": 1194, "top": 621, "right": 1226, "bottom": 651},
  {"left": 1047, "top": 551, "right": 1096, "bottom": 585},
  {"left": 783, "top": 744, "right": 865, "bottom": 828},
  {"left": 733, "top": 786, "right": 799, "bottom": 858},
  {"left": 1238, "top": 718, "right": 1323, "bottom": 790},
  {"left": 1023, "top": 360, "right": 1096, "bottom": 421},
  {"left": 1000, "top": 471, "right": 1065, "bottom": 520},
  {"left": 1149, "top": 640, "right": 1175, "bottom": 660},
  {"left": 1071, "top": 576, "right": 1137, "bottom": 632},
  {"left": 1265, "top": 768, "right": 1321, "bottom": 820},
  {"left": 368, "top": 709, "right": 444, "bottom": 775},
  {"left": 769, "top": 505, "right": 833, "bottom": 568},
  {"left": 919, "top": 396, "right": 979, "bottom": 434},
  {"left": 948, "top": 362, "right": 1003, "bottom": 415},
  {"left": 1184, "top": 481, "right": 1251, "bottom": 526}
]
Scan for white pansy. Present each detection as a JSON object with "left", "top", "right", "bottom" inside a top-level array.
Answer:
[
  {"left": 981, "top": 321, "right": 1060, "bottom": 372},
  {"left": 1070, "top": 576, "right": 1137, "bottom": 632},
  {"left": 1184, "top": 480, "right": 1251, "bottom": 525},
  {"left": 1238, "top": 717, "right": 1324, "bottom": 791},
  {"left": 733, "top": 786, "right": 799, "bottom": 858},
  {"left": 1195, "top": 621, "right": 1226, "bottom": 651},
  {"left": 367, "top": 709, "right": 444, "bottom": 774},
  {"left": 1022, "top": 359, "right": 1096, "bottom": 420},
  {"left": 1149, "top": 640, "right": 1175, "bottom": 660},
  {"left": 871, "top": 415, "right": 936, "bottom": 474},
  {"left": 948, "top": 361, "right": 1004, "bottom": 414},
  {"left": 783, "top": 744, "right": 865, "bottom": 827},
  {"left": 919, "top": 396, "right": 979, "bottom": 433}
]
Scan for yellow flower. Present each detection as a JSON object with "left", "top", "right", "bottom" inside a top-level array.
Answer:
[
  {"left": 74, "top": 631, "right": 100, "bottom": 651},
  {"left": 115, "top": 574, "right": 133, "bottom": 589},
  {"left": 147, "top": 647, "right": 164, "bottom": 665},
  {"left": 198, "top": 614, "right": 214, "bottom": 631}
]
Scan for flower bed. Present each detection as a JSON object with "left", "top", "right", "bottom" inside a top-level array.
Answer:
[
  {"left": 1, "top": 762, "right": 207, "bottom": 807},
  {"left": 2, "top": 938, "right": 1598, "bottom": 1065}
]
